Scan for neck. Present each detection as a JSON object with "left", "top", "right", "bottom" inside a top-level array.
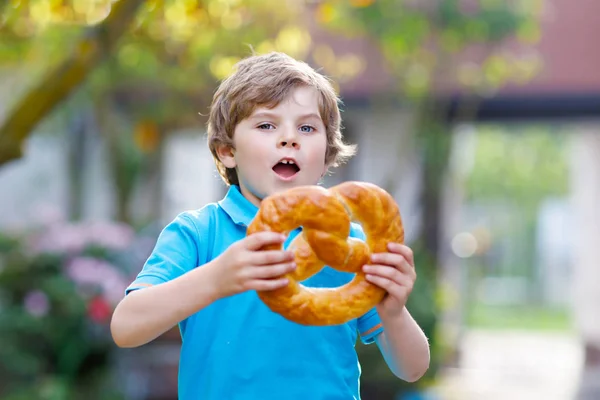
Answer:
[{"left": 237, "top": 183, "right": 264, "bottom": 207}]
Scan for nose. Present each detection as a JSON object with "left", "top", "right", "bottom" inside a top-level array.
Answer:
[{"left": 277, "top": 127, "right": 301, "bottom": 150}]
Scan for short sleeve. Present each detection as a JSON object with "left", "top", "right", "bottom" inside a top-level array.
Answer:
[
  {"left": 350, "top": 223, "right": 384, "bottom": 344},
  {"left": 126, "top": 213, "right": 201, "bottom": 294}
]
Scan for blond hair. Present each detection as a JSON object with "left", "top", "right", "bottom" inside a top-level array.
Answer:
[{"left": 206, "top": 52, "right": 356, "bottom": 186}]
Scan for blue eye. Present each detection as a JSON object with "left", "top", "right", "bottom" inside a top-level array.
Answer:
[
  {"left": 258, "top": 123, "right": 275, "bottom": 130},
  {"left": 300, "top": 125, "right": 315, "bottom": 133}
]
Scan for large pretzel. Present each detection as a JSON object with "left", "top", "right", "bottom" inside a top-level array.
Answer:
[{"left": 246, "top": 181, "right": 404, "bottom": 326}]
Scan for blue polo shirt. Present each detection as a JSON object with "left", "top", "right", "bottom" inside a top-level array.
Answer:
[{"left": 126, "top": 185, "right": 384, "bottom": 400}]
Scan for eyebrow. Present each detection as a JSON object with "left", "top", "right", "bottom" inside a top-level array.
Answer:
[{"left": 250, "top": 111, "right": 323, "bottom": 122}]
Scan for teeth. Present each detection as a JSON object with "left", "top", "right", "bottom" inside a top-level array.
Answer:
[{"left": 281, "top": 160, "right": 295, "bottom": 164}]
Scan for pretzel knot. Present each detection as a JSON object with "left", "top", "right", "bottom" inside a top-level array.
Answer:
[{"left": 246, "top": 181, "right": 404, "bottom": 326}]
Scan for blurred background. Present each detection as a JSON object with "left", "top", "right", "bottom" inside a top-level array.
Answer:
[{"left": 0, "top": 0, "right": 598, "bottom": 399}]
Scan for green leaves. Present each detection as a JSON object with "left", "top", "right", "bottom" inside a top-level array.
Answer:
[
  {"left": 316, "top": 0, "right": 543, "bottom": 99},
  {"left": 465, "top": 125, "right": 569, "bottom": 206},
  {"left": 0, "top": 220, "right": 146, "bottom": 398},
  {"left": 0, "top": 0, "right": 313, "bottom": 166}
]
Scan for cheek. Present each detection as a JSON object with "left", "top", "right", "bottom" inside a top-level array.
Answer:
[
  {"left": 304, "top": 140, "right": 328, "bottom": 175},
  {"left": 236, "top": 142, "right": 270, "bottom": 171},
  {"left": 310, "top": 137, "right": 328, "bottom": 163}
]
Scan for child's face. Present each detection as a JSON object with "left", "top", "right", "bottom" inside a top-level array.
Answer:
[{"left": 218, "top": 85, "right": 328, "bottom": 206}]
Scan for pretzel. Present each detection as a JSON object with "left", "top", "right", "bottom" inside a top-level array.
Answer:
[{"left": 246, "top": 181, "right": 404, "bottom": 326}]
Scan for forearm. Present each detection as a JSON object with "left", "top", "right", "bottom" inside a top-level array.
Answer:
[
  {"left": 110, "top": 261, "right": 219, "bottom": 348},
  {"left": 376, "top": 307, "right": 430, "bottom": 382}
]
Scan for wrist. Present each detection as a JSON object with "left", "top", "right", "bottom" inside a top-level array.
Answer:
[
  {"left": 378, "top": 304, "right": 408, "bottom": 323},
  {"left": 194, "top": 258, "right": 224, "bottom": 302}
]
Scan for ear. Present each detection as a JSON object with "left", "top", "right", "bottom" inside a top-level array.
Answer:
[{"left": 216, "top": 144, "right": 237, "bottom": 169}]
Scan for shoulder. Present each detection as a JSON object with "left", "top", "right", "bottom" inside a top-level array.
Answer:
[
  {"left": 150, "top": 203, "right": 223, "bottom": 265},
  {"left": 152, "top": 204, "right": 222, "bottom": 251},
  {"left": 179, "top": 202, "right": 221, "bottom": 221},
  {"left": 173, "top": 203, "right": 221, "bottom": 233}
]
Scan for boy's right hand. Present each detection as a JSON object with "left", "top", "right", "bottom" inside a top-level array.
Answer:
[{"left": 209, "top": 232, "right": 296, "bottom": 299}]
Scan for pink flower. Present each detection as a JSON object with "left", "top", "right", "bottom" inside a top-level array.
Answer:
[
  {"left": 23, "top": 290, "right": 50, "bottom": 317},
  {"left": 85, "top": 221, "right": 135, "bottom": 251},
  {"left": 28, "top": 220, "right": 135, "bottom": 255},
  {"left": 459, "top": 0, "right": 480, "bottom": 15},
  {"left": 29, "top": 223, "right": 88, "bottom": 254},
  {"left": 65, "top": 257, "right": 128, "bottom": 306},
  {"left": 88, "top": 296, "right": 112, "bottom": 323}
]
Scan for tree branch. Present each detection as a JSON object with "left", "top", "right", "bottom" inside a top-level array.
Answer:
[{"left": 0, "top": 0, "right": 146, "bottom": 166}]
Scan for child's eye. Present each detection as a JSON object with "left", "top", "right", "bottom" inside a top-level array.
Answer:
[
  {"left": 258, "top": 123, "right": 275, "bottom": 130},
  {"left": 299, "top": 125, "right": 315, "bottom": 133}
]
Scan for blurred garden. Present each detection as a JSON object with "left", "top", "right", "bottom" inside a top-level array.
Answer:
[{"left": 1, "top": 1, "right": 599, "bottom": 399}]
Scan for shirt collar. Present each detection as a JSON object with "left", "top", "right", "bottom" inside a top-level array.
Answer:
[{"left": 218, "top": 185, "right": 259, "bottom": 227}]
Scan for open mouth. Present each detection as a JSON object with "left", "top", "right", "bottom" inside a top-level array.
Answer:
[{"left": 272, "top": 158, "right": 300, "bottom": 179}]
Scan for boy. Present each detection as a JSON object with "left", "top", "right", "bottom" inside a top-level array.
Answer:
[{"left": 111, "top": 52, "right": 430, "bottom": 400}]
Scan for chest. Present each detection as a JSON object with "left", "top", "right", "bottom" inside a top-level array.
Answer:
[{"left": 196, "top": 221, "right": 359, "bottom": 335}]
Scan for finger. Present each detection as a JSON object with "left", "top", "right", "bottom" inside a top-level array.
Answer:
[
  {"left": 363, "top": 264, "right": 414, "bottom": 286},
  {"left": 387, "top": 243, "right": 414, "bottom": 266},
  {"left": 246, "top": 278, "right": 289, "bottom": 292},
  {"left": 249, "top": 262, "right": 296, "bottom": 279},
  {"left": 250, "top": 249, "right": 295, "bottom": 265},
  {"left": 370, "top": 252, "right": 410, "bottom": 273},
  {"left": 365, "top": 274, "right": 410, "bottom": 299},
  {"left": 244, "top": 231, "right": 287, "bottom": 251},
  {"left": 363, "top": 264, "right": 402, "bottom": 282}
]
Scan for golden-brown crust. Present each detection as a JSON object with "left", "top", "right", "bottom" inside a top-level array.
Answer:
[{"left": 246, "top": 181, "right": 404, "bottom": 326}]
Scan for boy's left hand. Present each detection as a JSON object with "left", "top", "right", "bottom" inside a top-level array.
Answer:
[{"left": 362, "top": 243, "right": 416, "bottom": 318}]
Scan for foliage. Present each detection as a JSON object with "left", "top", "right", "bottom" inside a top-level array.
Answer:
[
  {"left": 0, "top": 0, "right": 309, "bottom": 125},
  {"left": 0, "top": 0, "right": 146, "bottom": 165},
  {"left": 0, "top": 220, "right": 153, "bottom": 399},
  {"left": 459, "top": 125, "right": 570, "bottom": 313},
  {"left": 313, "top": 0, "right": 543, "bottom": 99},
  {"left": 465, "top": 124, "right": 569, "bottom": 207},
  {"left": 0, "top": 1, "right": 314, "bottom": 223},
  {"left": 90, "top": 0, "right": 310, "bottom": 122},
  {"left": 467, "top": 303, "right": 573, "bottom": 332}
]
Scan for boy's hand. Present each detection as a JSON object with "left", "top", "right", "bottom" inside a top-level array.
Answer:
[
  {"left": 362, "top": 243, "right": 416, "bottom": 318},
  {"left": 209, "top": 232, "right": 296, "bottom": 299}
]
